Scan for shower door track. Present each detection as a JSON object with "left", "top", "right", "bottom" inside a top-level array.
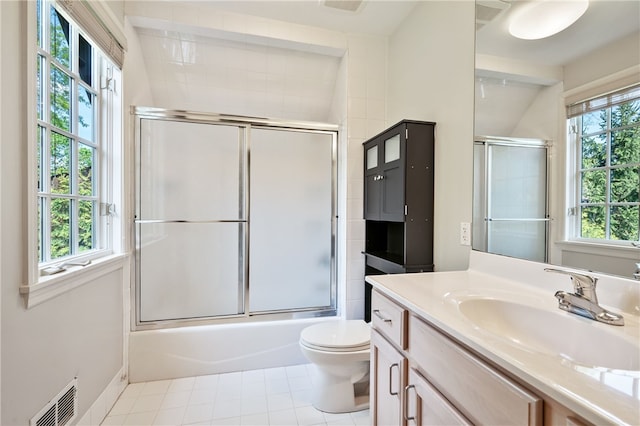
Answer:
[{"left": 132, "top": 106, "right": 339, "bottom": 331}]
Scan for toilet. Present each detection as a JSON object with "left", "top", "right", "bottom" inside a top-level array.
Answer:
[{"left": 299, "top": 320, "right": 370, "bottom": 413}]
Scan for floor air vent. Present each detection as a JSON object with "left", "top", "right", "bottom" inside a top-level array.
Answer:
[{"left": 31, "top": 378, "right": 78, "bottom": 426}]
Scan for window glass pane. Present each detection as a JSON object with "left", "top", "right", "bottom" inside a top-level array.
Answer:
[
  {"left": 78, "top": 34, "right": 92, "bottom": 86},
  {"left": 611, "top": 99, "right": 640, "bottom": 128},
  {"left": 610, "top": 205, "right": 640, "bottom": 241},
  {"left": 384, "top": 134, "right": 400, "bottom": 163},
  {"left": 38, "top": 197, "right": 44, "bottom": 262},
  {"left": 50, "top": 132, "right": 71, "bottom": 194},
  {"left": 37, "top": 55, "right": 44, "bottom": 120},
  {"left": 50, "top": 7, "right": 70, "bottom": 68},
  {"left": 37, "top": 0, "right": 42, "bottom": 48},
  {"left": 366, "top": 145, "right": 378, "bottom": 170},
  {"left": 610, "top": 167, "right": 639, "bottom": 203},
  {"left": 582, "top": 109, "right": 606, "bottom": 135},
  {"left": 581, "top": 206, "right": 606, "bottom": 239},
  {"left": 50, "top": 65, "right": 72, "bottom": 131},
  {"left": 78, "top": 87, "right": 94, "bottom": 141},
  {"left": 581, "top": 134, "right": 606, "bottom": 169},
  {"left": 78, "top": 200, "right": 95, "bottom": 252},
  {"left": 50, "top": 198, "right": 71, "bottom": 259},
  {"left": 78, "top": 143, "right": 94, "bottom": 196},
  {"left": 581, "top": 170, "right": 606, "bottom": 203},
  {"left": 611, "top": 127, "right": 640, "bottom": 166},
  {"left": 37, "top": 126, "right": 44, "bottom": 191}
]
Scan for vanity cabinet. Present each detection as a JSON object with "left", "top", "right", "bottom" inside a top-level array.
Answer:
[{"left": 370, "top": 289, "right": 595, "bottom": 426}]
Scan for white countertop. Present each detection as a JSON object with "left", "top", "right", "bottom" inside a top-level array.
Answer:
[{"left": 366, "top": 252, "right": 640, "bottom": 426}]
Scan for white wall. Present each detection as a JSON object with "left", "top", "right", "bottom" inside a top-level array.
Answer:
[
  {"left": 564, "top": 31, "right": 640, "bottom": 92},
  {"left": 1, "top": 2, "right": 126, "bottom": 424},
  {"left": 387, "top": 1, "right": 476, "bottom": 272}
]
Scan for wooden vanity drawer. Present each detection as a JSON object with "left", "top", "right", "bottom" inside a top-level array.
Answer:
[
  {"left": 409, "top": 315, "right": 543, "bottom": 426},
  {"left": 371, "top": 290, "right": 407, "bottom": 349}
]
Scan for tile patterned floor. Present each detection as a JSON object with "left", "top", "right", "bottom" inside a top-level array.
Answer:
[{"left": 102, "top": 364, "right": 371, "bottom": 426}]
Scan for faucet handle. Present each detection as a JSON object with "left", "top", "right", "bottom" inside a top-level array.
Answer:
[{"left": 544, "top": 268, "right": 598, "bottom": 302}]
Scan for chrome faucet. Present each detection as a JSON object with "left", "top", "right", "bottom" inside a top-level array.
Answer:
[{"left": 544, "top": 268, "right": 624, "bottom": 326}]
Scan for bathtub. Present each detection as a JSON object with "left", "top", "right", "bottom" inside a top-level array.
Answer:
[{"left": 128, "top": 317, "right": 338, "bottom": 383}]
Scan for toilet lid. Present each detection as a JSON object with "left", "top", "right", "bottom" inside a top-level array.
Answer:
[{"left": 300, "top": 320, "right": 370, "bottom": 352}]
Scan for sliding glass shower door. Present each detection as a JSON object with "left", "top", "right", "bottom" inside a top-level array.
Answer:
[
  {"left": 249, "top": 128, "right": 334, "bottom": 313},
  {"left": 134, "top": 108, "right": 337, "bottom": 327},
  {"left": 136, "top": 119, "right": 246, "bottom": 322}
]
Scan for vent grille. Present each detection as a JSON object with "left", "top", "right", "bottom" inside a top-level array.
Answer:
[
  {"left": 35, "top": 406, "right": 56, "bottom": 426},
  {"left": 31, "top": 379, "right": 78, "bottom": 426},
  {"left": 322, "top": 0, "right": 363, "bottom": 12},
  {"left": 476, "top": 0, "right": 510, "bottom": 30}
]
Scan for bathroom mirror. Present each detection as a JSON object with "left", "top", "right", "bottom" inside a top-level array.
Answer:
[{"left": 473, "top": 0, "right": 640, "bottom": 275}]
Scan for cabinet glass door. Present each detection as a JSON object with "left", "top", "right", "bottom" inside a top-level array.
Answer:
[
  {"left": 367, "top": 145, "right": 379, "bottom": 169},
  {"left": 384, "top": 134, "right": 400, "bottom": 163}
]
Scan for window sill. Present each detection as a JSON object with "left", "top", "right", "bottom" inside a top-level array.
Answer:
[
  {"left": 20, "top": 253, "right": 128, "bottom": 308},
  {"left": 555, "top": 240, "right": 639, "bottom": 260}
]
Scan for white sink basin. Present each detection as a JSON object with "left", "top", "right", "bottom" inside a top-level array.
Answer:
[{"left": 457, "top": 298, "right": 640, "bottom": 371}]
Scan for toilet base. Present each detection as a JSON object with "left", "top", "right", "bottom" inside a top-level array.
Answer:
[{"left": 310, "top": 365, "right": 370, "bottom": 413}]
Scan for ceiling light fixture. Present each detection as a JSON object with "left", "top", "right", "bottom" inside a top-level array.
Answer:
[{"left": 508, "top": 0, "right": 589, "bottom": 40}]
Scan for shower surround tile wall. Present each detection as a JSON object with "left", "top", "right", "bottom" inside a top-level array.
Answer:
[{"left": 125, "top": 1, "right": 388, "bottom": 320}]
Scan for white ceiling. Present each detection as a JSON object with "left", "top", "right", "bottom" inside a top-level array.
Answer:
[
  {"left": 188, "top": 0, "right": 421, "bottom": 36},
  {"left": 136, "top": 0, "right": 639, "bottom": 65},
  {"left": 476, "top": 0, "right": 640, "bottom": 68},
  {"left": 474, "top": 0, "right": 639, "bottom": 137}
]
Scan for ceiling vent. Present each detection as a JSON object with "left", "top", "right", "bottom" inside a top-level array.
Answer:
[
  {"left": 322, "top": 0, "right": 364, "bottom": 13},
  {"left": 30, "top": 379, "right": 78, "bottom": 426},
  {"left": 476, "top": 0, "right": 510, "bottom": 31}
]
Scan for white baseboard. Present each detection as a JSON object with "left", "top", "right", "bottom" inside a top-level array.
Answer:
[{"left": 76, "top": 367, "right": 128, "bottom": 425}]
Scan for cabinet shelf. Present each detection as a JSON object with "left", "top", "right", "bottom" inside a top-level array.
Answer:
[{"left": 364, "top": 252, "right": 434, "bottom": 274}]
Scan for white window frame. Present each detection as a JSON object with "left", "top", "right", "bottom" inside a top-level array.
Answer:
[
  {"left": 22, "top": 0, "right": 124, "bottom": 308},
  {"left": 563, "top": 70, "right": 640, "bottom": 257}
]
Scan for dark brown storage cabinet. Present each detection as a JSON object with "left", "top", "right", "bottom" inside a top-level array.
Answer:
[{"left": 363, "top": 120, "right": 435, "bottom": 320}]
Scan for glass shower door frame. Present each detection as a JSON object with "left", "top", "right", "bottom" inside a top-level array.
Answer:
[{"left": 132, "top": 107, "right": 338, "bottom": 331}]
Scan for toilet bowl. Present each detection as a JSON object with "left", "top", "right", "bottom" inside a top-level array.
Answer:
[{"left": 299, "top": 320, "right": 371, "bottom": 413}]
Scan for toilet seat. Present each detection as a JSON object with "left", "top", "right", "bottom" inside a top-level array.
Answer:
[{"left": 300, "top": 320, "right": 370, "bottom": 352}]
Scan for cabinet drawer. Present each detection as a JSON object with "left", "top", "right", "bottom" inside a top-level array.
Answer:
[
  {"left": 409, "top": 316, "right": 543, "bottom": 426},
  {"left": 372, "top": 291, "right": 407, "bottom": 349}
]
